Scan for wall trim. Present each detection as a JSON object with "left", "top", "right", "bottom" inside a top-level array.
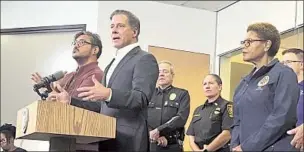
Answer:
[
  {"left": 216, "top": 1, "right": 240, "bottom": 12},
  {"left": 1, "top": 24, "right": 86, "bottom": 35},
  {"left": 212, "top": 11, "right": 219, "bottom": 74}
]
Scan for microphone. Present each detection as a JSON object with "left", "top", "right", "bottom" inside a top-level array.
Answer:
[{"left": 33, "top": 71, "right": 66, "bottom": 90}]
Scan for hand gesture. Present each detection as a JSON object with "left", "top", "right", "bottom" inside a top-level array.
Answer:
[
  {"left": 77, "top": 75, "right": 111, "bottom": 101},
  {"left": 48, "top": 83, "right": 71, "bottom": 104},
  {"left": 31, "top": 72, "right": 58, "bottom": 91},
  {"left": 31, "top": 72, "right": 42, "bottom": 83}
]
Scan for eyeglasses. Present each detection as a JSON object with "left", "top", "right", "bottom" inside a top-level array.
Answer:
[
  {"left": 71, "top": 40, "right": 94, "bottom": 47},
  {"left": 281, "top": 60, "right": 303, "bottom": 65},
  {"left": 240, "top": 39, "right": 268, "bottom": 47}
]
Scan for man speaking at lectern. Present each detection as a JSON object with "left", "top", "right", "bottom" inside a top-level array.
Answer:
[{"left": 49, "top": 9, "right": 159, "bottom": 152}]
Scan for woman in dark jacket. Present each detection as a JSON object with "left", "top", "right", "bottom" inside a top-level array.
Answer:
[{"left": 230, "top": 22, "right": 299, "bottom": 151}]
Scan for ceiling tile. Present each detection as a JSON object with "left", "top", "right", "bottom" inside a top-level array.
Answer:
[
  {"left": 156, "top": 1, "right": 188, "bottom": 6},
  {"left": 154, "top": 1, "right": 238, "bottom": 12},
  {"left": 183, "top": 1, "right": 237, "bottom": 12}
]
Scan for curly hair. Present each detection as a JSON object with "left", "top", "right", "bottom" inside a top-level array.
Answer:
[
  {"left": 0, "top": 123, "right": 16, "bottom": 140},
  {"left": 247, "top": 22, "right": 281, "bottom": 57},
  {"left": 74, "top": 31, "right": 103, "bottom": 59}
]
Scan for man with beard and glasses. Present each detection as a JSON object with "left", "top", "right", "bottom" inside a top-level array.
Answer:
[
  {"left": 31, "top": 31, "right": 104, "bottom": 99},
  {"left": 31, "top": 31, "right": 103, "bottom": 151}
]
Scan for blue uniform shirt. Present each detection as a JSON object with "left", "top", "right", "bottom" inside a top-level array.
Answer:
[
  {"left": 230, "top": 59, "right": 299, "bottom": 151},
  {"left": 297, "top": 80, "right": 304, "bottom": 126}
]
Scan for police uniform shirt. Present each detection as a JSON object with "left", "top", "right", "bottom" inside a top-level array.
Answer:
[
  {"left": 230, "top": 58, "right": 299, "bottom": 151},
  {"left": 147, "top": 85, "right": 190, "bottom": 135},
  {"left": 186, "top": 96, "right": 233, "bottom": 145}
]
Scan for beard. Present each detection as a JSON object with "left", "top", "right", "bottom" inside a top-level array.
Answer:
[{"left": 72, "top": 55, "right": 81, "bottom": 60}]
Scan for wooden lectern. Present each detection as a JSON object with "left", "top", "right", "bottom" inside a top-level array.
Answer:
[{"left": 15, "top": 101, "right": 116, "bottom": 151}]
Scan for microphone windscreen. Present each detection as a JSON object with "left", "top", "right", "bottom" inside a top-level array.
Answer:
[{"left": 51, "top": 71, "right": 66, "bottom": 81}]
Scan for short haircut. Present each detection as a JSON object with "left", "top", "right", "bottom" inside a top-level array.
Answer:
[
  {"left": 74, "top": 31, "right": 103, "bottom": 59},
  {"left": 207, "top": 74, "right": 223, "bottom": 85},
  {"left": 0, "top": 124, "right": 16, "bottom": 141},
  {"left": 159, "top": 60, "right": 175, "bottom": 75},
  {"left": 110, "top": 9, "right": 140, "bottom": 40},
  {"left": 247, "top": 22, "right": 281, "bottom": 57},
  {"left": 282, "top": 48, "right": 304, "bottom": 61}
]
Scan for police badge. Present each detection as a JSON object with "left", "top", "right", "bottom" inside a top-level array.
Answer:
[
  {"left": 258, "top": 75, "right": 270, "bottom": 87},
  {"left": 169, "top": 93, "right": 177, "bottom": 100}
]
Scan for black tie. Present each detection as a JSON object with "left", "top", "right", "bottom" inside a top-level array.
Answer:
[{"left": 104, "top": 58, "right": 115, "bottom": 86}]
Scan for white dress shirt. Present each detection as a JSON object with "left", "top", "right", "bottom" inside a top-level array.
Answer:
[
  {"left": 106, "top": 42, "right": 139, "bottom": 86},
  {"left": 105, "top": 42, "right": 139, "bottom": 101}
]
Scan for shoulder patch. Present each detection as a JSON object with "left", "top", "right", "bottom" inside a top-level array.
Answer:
[{"left": 227, "top": 104, "right": 233, "bottom": 118}]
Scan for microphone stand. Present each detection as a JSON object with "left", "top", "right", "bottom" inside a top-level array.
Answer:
[{"left": 33, "top": 84, "right": 53, "bottom": 100}]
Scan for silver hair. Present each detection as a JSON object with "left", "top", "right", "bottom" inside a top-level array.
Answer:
[{"left": 159, "top": 60, "right": 175, "bottom": 75}]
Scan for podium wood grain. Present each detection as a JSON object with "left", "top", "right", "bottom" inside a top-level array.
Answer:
[{"left": 16, "top": 101, "right": 116, "bottom": 144}]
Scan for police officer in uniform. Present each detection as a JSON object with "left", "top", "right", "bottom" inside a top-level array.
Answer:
[
  {"left": 231, "top": 22, "right": 299, "bottom": 151},
  {"left": 148, "top": 61, "right": 190, "bottom": 152},
  {"left": 186, "top": 74, "right": 232, "bottom": 152}
]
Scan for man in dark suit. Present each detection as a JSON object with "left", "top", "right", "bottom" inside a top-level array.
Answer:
[{"left": 49, "top": 9, "right": 159, "bottom": 152}]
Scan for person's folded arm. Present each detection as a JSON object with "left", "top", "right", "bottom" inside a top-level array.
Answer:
[
  {"left": 189, "top": 135, "right": 201, "bottom": 151},
  {"left": 70, "top": 98, "right": 101, "bottom": 113},
  {"left": 208, "top": 103, "right": 233, "bottom": 151},
  {"left": 157, "top": 91, "right": 190, "bottom": 132}
]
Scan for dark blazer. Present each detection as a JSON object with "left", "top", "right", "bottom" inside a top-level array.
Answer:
[{"left": 70, "top": 46, "right": 159, "bottom": 152}]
